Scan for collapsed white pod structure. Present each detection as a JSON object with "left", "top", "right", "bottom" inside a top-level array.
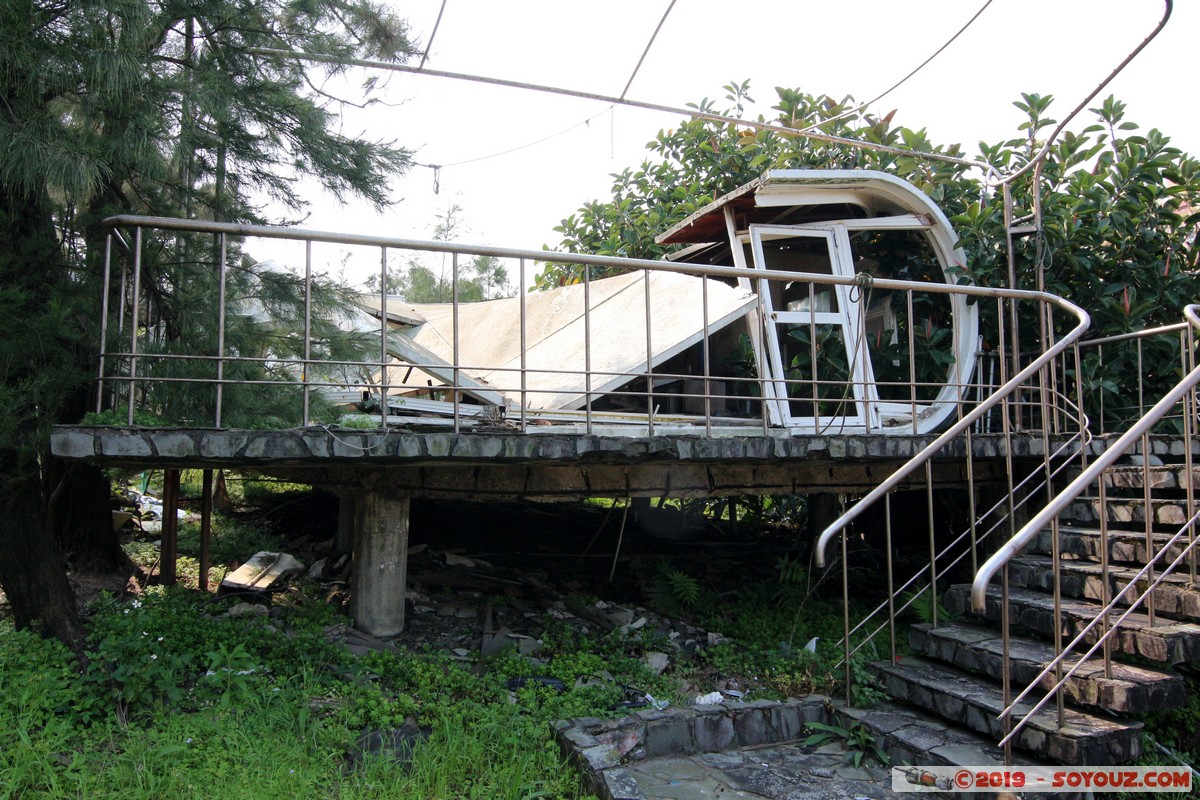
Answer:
[
  {"left": 354, "top": 169, "right": 979, "bottom": 436},
  {"left": 659, "top": 169, "right": 980, "bottom": 435}
]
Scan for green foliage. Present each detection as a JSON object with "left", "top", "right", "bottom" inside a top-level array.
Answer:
[
  {"left": 538, "top": 82, "right": 1199, "bottom": 429},
  {"left": 366, "top": 204, "right": 514, "bottom": 302},
  {"left": 803, "top": 719, "right": 890, "bottom": 767},
  {"left": 897, "top": 587, "right": 959, "bottom": 627},
  {"left": 537, "top": 84, "right": 976, "bottom": 287}
]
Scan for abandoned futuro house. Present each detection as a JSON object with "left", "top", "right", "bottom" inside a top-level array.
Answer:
[{"left": 351, "top": 169, "right": 979, "bottom": 436}]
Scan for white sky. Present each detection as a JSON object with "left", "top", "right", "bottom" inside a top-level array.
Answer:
[{"left": 275, "top": 0, "right": 1195, "bottom": 285}]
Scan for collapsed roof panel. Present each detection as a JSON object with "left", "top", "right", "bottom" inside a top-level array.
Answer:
[{"left": 359, "top": 270, "right": 756, "bottom": 412}]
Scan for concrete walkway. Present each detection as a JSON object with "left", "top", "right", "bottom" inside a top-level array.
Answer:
[{"left": 616, "top": 741, "right": 896, "bottom": 799}]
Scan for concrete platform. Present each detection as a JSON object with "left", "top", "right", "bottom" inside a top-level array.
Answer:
[{"left": 51, "top": 426, "right": 1034, "bottom": 500}]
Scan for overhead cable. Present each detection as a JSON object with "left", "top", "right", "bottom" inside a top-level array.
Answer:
[
  {"left": 252, "top": 0, "right": 1172, "bottom": 188},
  {"left": 249, "top": 46, "right": 985, "bottom": 174},
  {"left": 417, "top": 0, "right": 449, "bottom": 70},
  {"left": 425, "top": 106, "right": 614, "bottom": 169},
  {"left": 800, "top": 0, "right": 994, "bottom": 134},
  {"left": 1000, "top": 0, "right": 1172, "bottom": 186},
  {"left": 620, "top": 0, "right": 677, "bottom": 100}
]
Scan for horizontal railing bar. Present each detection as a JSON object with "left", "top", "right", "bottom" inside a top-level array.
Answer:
[
  {"left": 102, "top": 214, "right": 1067, "bottom": 305},
  {"left": 1078, "top": 321, "right": 1189, "bottom": 349}
]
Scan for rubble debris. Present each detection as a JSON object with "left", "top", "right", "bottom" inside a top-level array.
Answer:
[
  {"left": 226, "top": 602, "right": 270, "bottom": 618},
  {"left": 218, "top": 551, "right": 305, "bottom": 597},
  {"left": 642, "top": 651, "right": 670, "bottom": 675},
  {"left": 507, "top": 675, "right": 567, "bottom": 692}
]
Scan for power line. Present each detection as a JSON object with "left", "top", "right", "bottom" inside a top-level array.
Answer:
[
  {"left": 417, "top": 0, "right": 449, "bottom": 71},
  {"left": 798, "top": 0, "right": 994, "bottom": 134},
  {"left": 424, "top": 106, "right": 614, "bottom": 170},
  {"left": 249, "top": 47, "right": 985, "bottom": 173},
  {"left": 620, "top": 0, "right": 677, "bottom": 101}
]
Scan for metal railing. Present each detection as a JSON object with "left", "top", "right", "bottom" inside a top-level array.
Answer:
[
  {"left": 811, "top": 287, "right": 1090, "bottom": 750},
  {"left": 972, "top": 304, "right": 1200, "bottom": 754},
  {"left": 95, "top": 215, "right": 1053, "bottom": 440}
]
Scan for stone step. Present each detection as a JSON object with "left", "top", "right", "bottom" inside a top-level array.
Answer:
[
  {"left": 1084, "top": 435, "right": 1200, "bottom": 462},
  {"left": 1098, "top": 464, "right": 1200, "bottom": 493},
  {"left": 944, "top": 584, "right": 1200, "bottom": 665},
  {"left": 1010, "top": 554, "right": 1200, "bottom": 622},
  {"left": 834, "top": 698, "right": 1055, "bottom": 794},
  {"left": 868, "top": 657, "right": 1142, "bottom": 765},
  {"left": 908, "top": 622, "right": 1185, "bottom": 713},
  {"left": 1058, "top": 497, "right": 1196, "bottom": 529},
  {"left": 1030, "top": 526, "right": 1190, "bottom": 565}
]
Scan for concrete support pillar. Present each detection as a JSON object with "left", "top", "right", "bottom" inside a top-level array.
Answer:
[
  {"left": 350, "top": 492, "right": 409, "bottom": 637},
  {"left": 336, "top": 494, "right": 356, "bottom": 555}
]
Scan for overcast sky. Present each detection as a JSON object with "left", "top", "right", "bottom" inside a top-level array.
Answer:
[{"left": 271, "top": 0, "right": 1193, "bottom": 284}]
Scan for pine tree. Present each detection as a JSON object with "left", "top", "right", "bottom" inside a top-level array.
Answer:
[{"left": 0, "top": 0, "right": 417, "bottom": 648}]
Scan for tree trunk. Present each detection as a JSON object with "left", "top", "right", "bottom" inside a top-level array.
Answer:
[
  {"left": 0, "top": 179, "right": 88, "bottom": 653},
  {"left": 0, "top": 451, "right": 85, "bottom": 652},
  {"left": 46, "top": 461, "right": 127, "bottom": 571}
]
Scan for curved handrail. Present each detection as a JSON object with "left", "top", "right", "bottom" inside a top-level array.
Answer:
[
  {"left": 996, "top": 507, "right": 1200, "bottom": 751},
  {"left": 833, "top": 421, "right": 1089, "bottom": 666},
  {"left": 970, "top": 304, "right": 1200, "bottom": 610},
  {"left": 814, "top": 289, "right": 1090, "bottom": 567}
]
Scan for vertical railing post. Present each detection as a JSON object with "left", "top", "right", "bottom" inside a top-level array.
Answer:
[
  {"left": 1040, "top": 328, "right": 1064, "bottom": 727},
  {"left": 1098, "top": 469, "right": 1113, "bottom": 679},
  {"left": 380, "top": 246, "right": 390, "bottom": 430},
  {"left": 842, "top": 520, "right": 852, "bottom": 706},
  {"left": 808, "top": 283, "right": 818, "bottom": 432},
  {"left": 302, "top": 239, "right": 312, "bottom": 427},
  {"left": 127, "top": 227, "right": 143, "bottom": 426},
  {"left": 452, "top": 252, "right": 460, "bottom": 433},
  {"left": 644, "top": 269, "right": 654, "bottom": 436},
  {"left": 907, "top": 291, "right": 918, "bottom": 432},
  {"left": 584, "top": 263, "right": 593, "bottom": 434},
  {"left": 519, "top": 257, "right": 528, "bottom": 432},
  {"left": 885, "top": 494, "right": 896, "bottom": 664},
  {"left": 702, "top": 275, "right": 712, "bottom": 437},
  {"left": 1142, "top": 431, "right": 1156, "bottom": 626},
  {"left": 1186, "top": 323, "right": 1197, "bottom": 585},
  {"left": 1137, "top": 339, "right": 1146, "bottom": 420},
  {"left": 215, "top": 233, "right": 228, "bottom": 428},
  {"left": 995, "top": 295, "right": 1015, "bottom": 766},
  {"left": 97, "top": 233, "right": 113, "bottom": 414}
]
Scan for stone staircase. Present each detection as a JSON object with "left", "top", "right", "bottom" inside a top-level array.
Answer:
[{"left": 863, "top": 448, "right": 1200, "bottom": 766}]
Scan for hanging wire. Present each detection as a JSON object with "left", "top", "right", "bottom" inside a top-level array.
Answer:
[
  {"left": 251, "top": 0, "right": 1170, "bottom": 187},
  {"left": 416, "top": 106, "right": 613, "bottom": 170},
  {"left": 417, "top": 0, "right": 449, "bottom": 70},
  {"left": 620, "top": 0, "right": 677, "bottom": 100},
  {"left": 797, "top": 0, "right": 994, "bottom": 134}
]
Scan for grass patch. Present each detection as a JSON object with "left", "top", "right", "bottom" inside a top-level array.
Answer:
[{"left": 0, "top": 591, "right": 603, "bottom": 799}]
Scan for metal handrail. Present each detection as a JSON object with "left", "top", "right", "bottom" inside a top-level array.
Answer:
[
  {"left": 994, "top": 509, "right": 1200, "bottom": 750},
  {"left": 971, "top": 304, "right": 1200, "bottom": 609},
  {"left": 98, "top": 214, "right": 1022, "bottom": 435},
  {"left": 833, "top": 423, "right": 1089, "bottom": 665},
  {"left": 973, "top": 304, "right": 1200, "bottom": 749},
  {"left": 813, "top": 292, "right": 1090, "bottom": 567}
]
